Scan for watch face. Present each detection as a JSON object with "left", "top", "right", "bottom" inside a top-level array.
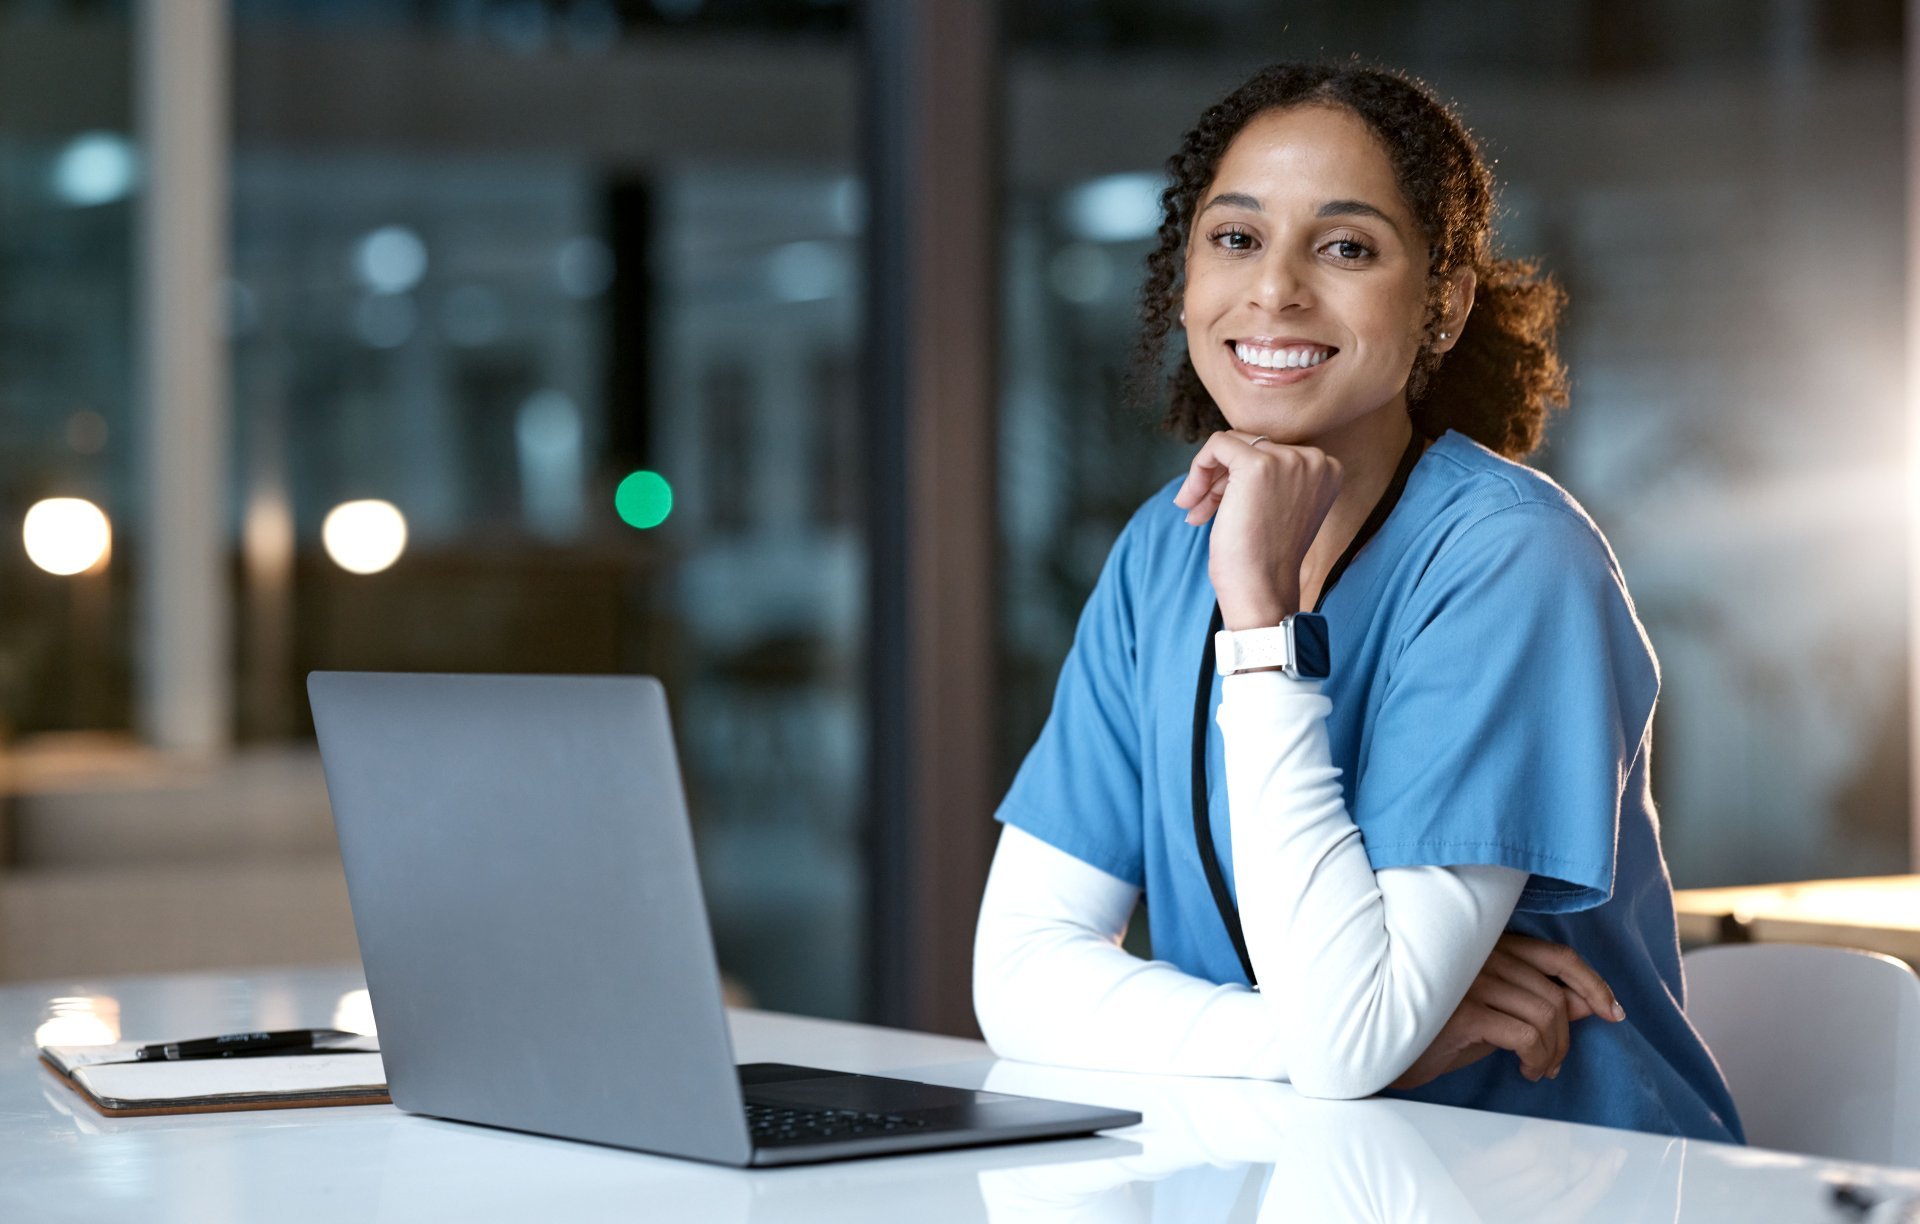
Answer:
[{"left": 1294, "top": 614, "right": 1331, "bottom": 678}]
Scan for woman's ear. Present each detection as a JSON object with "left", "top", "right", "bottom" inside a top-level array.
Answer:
[{"left": 1436, "top": 267, "right": 1476, "bottom": 352}]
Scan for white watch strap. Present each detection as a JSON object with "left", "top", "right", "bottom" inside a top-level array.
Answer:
[{"left": 1215, "top": 624, "right": 1295, "bottom": 676}]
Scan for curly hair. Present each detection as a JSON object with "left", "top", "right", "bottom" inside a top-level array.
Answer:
[{"left": 1128, "top": 61, "right": 1568, "bottom": 459}]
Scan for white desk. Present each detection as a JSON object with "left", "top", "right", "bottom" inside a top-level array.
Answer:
[{"left": 3, "top": 966, "right": 1916, "bottom": 1222}]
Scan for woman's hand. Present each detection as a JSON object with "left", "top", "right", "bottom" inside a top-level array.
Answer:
[
  {"left": 1390, "top": 933, "right": 1626, "bottom": 1091},
  {"left": 1172, "top": 431, "right": 1341, "bottom": 630}
]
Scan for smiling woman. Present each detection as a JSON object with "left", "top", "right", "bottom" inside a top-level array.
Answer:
[
  {"left": 1136, "top": 70, "right": 1567, "bottom": 463},
  {"left": 975, "top": 61, "right": 1743, "bottom": 1144}
]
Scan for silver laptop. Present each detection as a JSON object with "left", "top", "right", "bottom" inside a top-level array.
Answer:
[{"left": 308, "top": 671, "right": 1140, "bottom": 1166}]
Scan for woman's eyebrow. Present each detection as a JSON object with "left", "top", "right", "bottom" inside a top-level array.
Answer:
[
  {"left": 1196, "top": 192, "right": 1403, "bottom": 237},
  {"left": 1196, "top": 191, "right": 1262, "bottom": 218},
  {"left": 1317, "top": 199, "right": 1402, "bottom": 235}
]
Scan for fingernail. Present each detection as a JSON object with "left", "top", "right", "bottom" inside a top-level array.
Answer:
[
  {"left": 1549, "top": 1065, "right": 1561, "bottom": 1079},
  {"left": 1611, "top": 1002, "right": 1626, "bottom": 1021}
]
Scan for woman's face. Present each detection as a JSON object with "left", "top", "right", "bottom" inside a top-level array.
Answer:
[{"left": 1182, "top": 104, "right": 1448, "bottom": 451}]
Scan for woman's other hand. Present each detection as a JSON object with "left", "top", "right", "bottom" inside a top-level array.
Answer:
[
  {"left": 1172, "top": 431, "right": 1341, "bottom": 629},
  {"left": 1389, "top": 933, "right": 1625, "bottom": 1091}
]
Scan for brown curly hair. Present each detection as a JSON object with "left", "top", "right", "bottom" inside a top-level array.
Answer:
[{"left": 1130, "top": 61, "right": 1568, "bottom": 459}]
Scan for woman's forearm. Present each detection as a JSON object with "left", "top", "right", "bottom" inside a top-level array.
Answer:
[
  {"left": 973, "top": 817, "right": 1525, "bottom": 1088},
  {"left": 973, "top": 825, "right": 1292, "bottom": 1079},
  {"left": 1216, "top": 671, "right": 1525, "bottom": 1098}
]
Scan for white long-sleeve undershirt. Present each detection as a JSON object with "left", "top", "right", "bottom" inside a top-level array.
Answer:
[{"left": 974, "top": 670, "right": 1528, "bottom": 1099}]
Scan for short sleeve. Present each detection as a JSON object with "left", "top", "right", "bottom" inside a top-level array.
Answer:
[
  {"left": 1353, "top": 501, "right": 1658, "bottom": 913},
  {"left": 995, "top": 522, "right": 1146, "bottom": 887}
]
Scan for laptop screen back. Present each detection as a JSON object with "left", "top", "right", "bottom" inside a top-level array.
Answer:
[{"left": 309, "top": 672, "right": 752, "bottom": 1164}]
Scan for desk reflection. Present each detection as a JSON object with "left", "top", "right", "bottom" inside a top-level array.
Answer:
[
  {"left": 355, "top": 1062, "right": 1669, "bottom": 1223},
  {"left": 975, "top": 1062, "right": 1674, "bottom": 1224}
]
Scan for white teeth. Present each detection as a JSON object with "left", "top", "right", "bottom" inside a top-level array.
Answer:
[{"left": 1235, "top": 342, "right": 1331, "bottom": 370}]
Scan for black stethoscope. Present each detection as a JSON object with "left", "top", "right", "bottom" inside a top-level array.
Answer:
[{"left": 1189, "top": 429, "right": 1426, "bottom": 986}]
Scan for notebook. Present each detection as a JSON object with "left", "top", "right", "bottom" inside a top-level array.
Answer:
[{"left": 39, "top": 1038, "right": 387, "bottom": 1117}]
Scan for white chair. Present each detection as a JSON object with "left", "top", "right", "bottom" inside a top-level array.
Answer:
[{"left": 1683, "top": 942, "right": 1920, "bottom": 1167}]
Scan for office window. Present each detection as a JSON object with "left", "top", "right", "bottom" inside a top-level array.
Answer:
[
  {"left": 231, "top": 2, "right": 868, "bottom": 1016},
  {"left": 0, "top": 3, "right": 136, "bottom": 737}
]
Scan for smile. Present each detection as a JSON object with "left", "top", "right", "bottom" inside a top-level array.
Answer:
[{"left": 1233, "top": 341, "right": 1334, "bottom": 369}]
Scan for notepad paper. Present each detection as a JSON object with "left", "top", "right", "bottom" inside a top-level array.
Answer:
[{"left": 39, "top": 1039, "right": 387, "bottom": 1114}]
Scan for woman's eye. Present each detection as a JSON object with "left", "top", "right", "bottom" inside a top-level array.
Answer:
[
  {"left": 1210, "top": 226, "right": 1256, "bottom": 252},
  {"left": 1324, "top": 237, "right": 1375, "bottom": 262}
]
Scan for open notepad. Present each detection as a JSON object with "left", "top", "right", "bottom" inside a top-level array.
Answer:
[{"left": 39, "top": 1038, "right": 388, "bottom": 1117}]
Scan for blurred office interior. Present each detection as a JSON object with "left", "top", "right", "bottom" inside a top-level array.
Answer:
[{"left": 0, "top": 0, "right": 1909, "bottom": 1037}]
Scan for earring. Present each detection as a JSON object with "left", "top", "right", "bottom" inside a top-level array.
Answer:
[
  {"left": 1178, "top": 309, "right": 1186, "bottom": 327},
  {"left": 1438, "top": 330, "right": 1449, "bottom": 341}
]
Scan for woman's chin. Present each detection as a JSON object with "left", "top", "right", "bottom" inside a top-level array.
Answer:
[{"left": 1215, "top": 407, "right": 1318, "bottom": 447}]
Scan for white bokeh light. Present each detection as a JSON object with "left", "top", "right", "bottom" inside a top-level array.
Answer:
[
  {"left": 23, "top": 498, "right": 111, "bottom": 575},
  {"left": 1060, "top": 172, "right": 1162, "bottom": 243},
  {"left": 322, "top": 500, "right": 408, "bottom": 575},
  {"left": 51, "top": 132, "right": 136, "bottom": 207},
  {"left": 768, "top": 240, "right": 846, "bottom": 303},
  {"left": 353, "top": 225, "right": 429, "bottom": 294}
]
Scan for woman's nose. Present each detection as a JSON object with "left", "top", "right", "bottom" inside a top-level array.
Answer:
[{"left": 1251, "top": 252, "right": 1313, "bottom": 313}]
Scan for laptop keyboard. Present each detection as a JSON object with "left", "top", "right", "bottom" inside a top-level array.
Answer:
[{"left": 745, "top": 1101, "right": 935, "bottom": 1145}]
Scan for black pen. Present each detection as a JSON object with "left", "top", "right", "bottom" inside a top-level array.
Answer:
[{"left": 133, "top": 1029, "right": 362, "bottom": 1061}]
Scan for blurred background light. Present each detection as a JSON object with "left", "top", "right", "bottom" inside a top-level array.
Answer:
[
  {"left": 50, "top": 131, "right": 136, "bottom": 207},
  {"left": 322, "top": 499, "right": 408, "bottom": 574},
  {"left": 515, "top": 389, "right": 587, "bottom": 539},
  {"left": 830, "top": 175, "right": 864, "bottom": 235},
  {"left": 1059, "top": 172, "right": 1162, "bottom": 243},
  {"left": 614, "top": 470, "right": 673, "bottom": 529},
  {"left": 23, "top": 498, "right": 111, "bottom": 575},
  {"left": 768, "top": 239, "right": 845, "bottom": 303},
  {"left": 352, "top": 224, "right": 428, "bottom": 294},
  {"left": 554, "top": 236, "right": 615, "bottom": 298}
]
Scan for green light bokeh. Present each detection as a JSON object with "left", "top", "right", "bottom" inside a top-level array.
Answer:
[{"left": 614, "top": 470, "right": 673, "bottom": 529}]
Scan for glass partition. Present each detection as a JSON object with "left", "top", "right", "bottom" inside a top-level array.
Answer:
[
  {"left": 0, "top": 4, "right": 136, "bottom": 739},
  {"left": 231, "top": 2, "right": 868, "bottom": 1017}
]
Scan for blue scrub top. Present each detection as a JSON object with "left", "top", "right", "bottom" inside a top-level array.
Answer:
[{"left": 996, "top": 430, "right": 1743, "bottom": 1144}]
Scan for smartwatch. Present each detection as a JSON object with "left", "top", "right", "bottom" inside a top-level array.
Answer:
[{"left": 1214, "top": 612, "right": 1331, "bottom": 680}]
